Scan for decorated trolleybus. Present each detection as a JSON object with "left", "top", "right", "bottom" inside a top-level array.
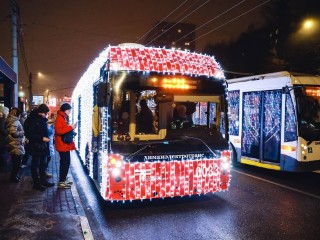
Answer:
[
  {"left": 227, "top": 71, "right": 320, "bottom": 172},
  {"left": 71, "top": 44, "right": 231, "bottom": 201}
]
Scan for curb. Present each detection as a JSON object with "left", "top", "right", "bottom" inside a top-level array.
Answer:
[{"left": 69, "top": 171, "right": 94, "bottom": 240}]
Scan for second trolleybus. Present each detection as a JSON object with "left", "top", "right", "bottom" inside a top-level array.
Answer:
[{"left": 227, "top": 71, "right": 320, "bottom": 172}]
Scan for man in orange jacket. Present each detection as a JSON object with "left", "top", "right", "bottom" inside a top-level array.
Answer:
[{"left": 54, "top": 103, "right": 77, "bottom": 189}]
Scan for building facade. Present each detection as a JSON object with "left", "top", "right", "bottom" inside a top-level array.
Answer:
[
  {"left": 143, "top": 21, "right": 196, "bottom": 52},
  {"left": 0, "top": 57, "right": 17, "bottom": 109}
]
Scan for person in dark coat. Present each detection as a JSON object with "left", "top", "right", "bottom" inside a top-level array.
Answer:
[
  {"left": 20, "top": 111, "right": 31, "bottom": 168},
  {"left": 24, "top": 104, "right": 54, "bottom": 191},
  {"left": 136, "top": 99, "right": 154, "bottom": 133}
]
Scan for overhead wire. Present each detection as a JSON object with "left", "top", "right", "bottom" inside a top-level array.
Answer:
[
  {"left": 175, "top": 0, "right": 247, "bottom": 44},
  {"left": 135, "top": 0, "right": 190, "bottom": 43},
  {"left": 190, "top": 0, "right": 272, "bottom": 44},
  {"left": 145, "top": 0, "right": 211, "bottom": 47},
  {"left": 158, "top": 0, "right": 204, "bottom": 32},
  {"left": 168, "top": 0, "right": 203, "bottom": 23}
]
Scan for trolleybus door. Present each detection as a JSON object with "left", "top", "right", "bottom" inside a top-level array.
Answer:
[{"left": 241, "top": 90, "right": 282, "bottom": 163}]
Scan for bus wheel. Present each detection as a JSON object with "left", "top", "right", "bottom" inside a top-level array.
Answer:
[{"left": 230, "top": 143, "right": 240, "bottom": 167}]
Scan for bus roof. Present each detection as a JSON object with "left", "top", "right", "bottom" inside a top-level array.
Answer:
[
  {"left": 227, "top": 71, "right": 320, "bottom": 85},
  {"left": 105, "top": 46, "right": 224, "bottom": 79}
]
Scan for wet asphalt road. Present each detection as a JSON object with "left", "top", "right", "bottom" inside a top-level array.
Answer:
[{"left": 71, "top": 157, "right": 320, "bottom": 240}]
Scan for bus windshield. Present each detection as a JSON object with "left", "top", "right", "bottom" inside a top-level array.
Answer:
[
  {"left": 110, "top": 71, "right": 228, "bottom": 158},
  {"left": 295, "top": 86, "right": 320, "bottom": 141}
]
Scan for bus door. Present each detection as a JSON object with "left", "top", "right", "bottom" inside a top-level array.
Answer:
[{"left": 241, "top": 90, "right": 282, "bottom": 163}]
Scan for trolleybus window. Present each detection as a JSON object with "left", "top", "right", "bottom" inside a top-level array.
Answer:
[
  {"left": 295, "top": 86, "right": 320, "bottom": 142},
  {"left": 109, "top": 71, "right": 228, "bottom": 158},
  {"left": 284, "top": 93, "right": 297, "bottom": 142}
]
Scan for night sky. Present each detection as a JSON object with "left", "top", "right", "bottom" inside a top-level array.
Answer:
[{"left": 0, "top": 0, "right": 267, "bottom": 99}]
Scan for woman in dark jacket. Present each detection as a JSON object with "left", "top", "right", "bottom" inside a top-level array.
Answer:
[{"left": 24, "top": 104, "right": 54, "bottom": 191}]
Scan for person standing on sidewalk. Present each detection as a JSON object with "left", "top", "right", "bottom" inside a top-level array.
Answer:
[
  {"left": 5, "top": 108, "right": 25, "bottom": 182},
  {"left": 46, "top": 121, "right": 55, "bottom": 178},
  {"left": 20, "top": 111, "right": 31, "bottom": 168},
  {"left": 24, "top": 104, "right": 54, "bottom": 191},
  {"left": 0, "top": 106, "right": 9, "bottom": 172},
  {"left": 54, "top": 103, "right": 77, "bottom": 189}
]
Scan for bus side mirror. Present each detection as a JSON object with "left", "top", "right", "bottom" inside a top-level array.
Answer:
[
  {"left": 297, "top": 98, "right": 303, "bottom": 114},
  {"left": 282, "top": 87, "right": 290, "bottom": 94},
  {"left": 97, "top": 82, "right": 110, "bottom": 107}
]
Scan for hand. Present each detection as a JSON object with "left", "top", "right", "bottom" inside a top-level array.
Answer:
[
  {"left": 72, "top": 122, "right": 78, "bottom": 129},
  {"left": 43, "top": 137, "right": 50, "bottom": 142}
]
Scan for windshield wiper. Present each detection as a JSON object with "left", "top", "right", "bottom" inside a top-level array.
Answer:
[
  {"left": 133, "top": 139, "right": 184, "bottom": 146},
  {"left": 183, "top": 136, "right": 219, "bottom": 158},
  {"left": 127, "top": 139, "right": 185, "bottom": 161}
]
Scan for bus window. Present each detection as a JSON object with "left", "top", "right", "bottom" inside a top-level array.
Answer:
[
  {"left": 112, "top": 91, "right": 131, "bottom": 136},
  {"left": 228, "top": 90, "right": 240, "bottom": 136},
  {"left": 193, "top": 102, "right": 209, "bottom": 126},
  {"left": 295, "top": 86, "right": 320, "bottom": 142},
  {"left": 284, "top": 93, "right": 297, "bottom": 142}
]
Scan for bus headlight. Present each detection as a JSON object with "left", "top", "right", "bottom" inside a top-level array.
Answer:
[
  {"left": 222, "top": 162, "right": 230, "bottom": 171},
  {"left": 112, "top": 168, "right": 121, "bottom": 177},
  {"left": 109, "top": 154, "right": 123, "bottom": 167},
  {"left": 116, "top": 161, "right": 122, "bottom": 168},
  {"left": 222, "top": 156, "right": 228, "bottom": 162}
]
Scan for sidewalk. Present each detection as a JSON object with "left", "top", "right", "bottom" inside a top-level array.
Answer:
[{"left": 0, "top": 151, "right": 93, "bottom": 240}]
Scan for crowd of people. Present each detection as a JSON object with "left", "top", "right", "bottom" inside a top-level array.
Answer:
[{"left": 0, "top": 103, "right": 77, "bottom": 191}]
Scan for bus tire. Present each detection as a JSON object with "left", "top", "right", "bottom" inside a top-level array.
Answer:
[{"left": 230, "top": 143, "right": 240, "bottom": 167}]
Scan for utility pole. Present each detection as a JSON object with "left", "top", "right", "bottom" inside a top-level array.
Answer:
[
  {"left": 11, "top": 0, "right": 19, "bottom": 107},
  {"left": 28, "top": 72, "right": 33, "bottom": 110}
]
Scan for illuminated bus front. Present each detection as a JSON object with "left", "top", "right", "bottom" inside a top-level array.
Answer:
[
  {"left": 72, "top": 45, "right": 231, "bottom": 202},
  {"left": 105, "top": 71, "right": 230, "bottom": 200}
]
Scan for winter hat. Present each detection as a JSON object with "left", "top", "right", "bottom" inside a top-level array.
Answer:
[
  {"left": 37, "top": 104, "right": 50, "bottom": 113},
  {"left": 0, "top": 106, "right": 9, "bottom": 115},
  {"left": 60, "top": 103, "right": 72, "bottom": 112}
]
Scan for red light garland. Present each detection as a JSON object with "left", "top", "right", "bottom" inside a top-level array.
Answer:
[{"left": 107, "top": 46, "right": 224, "bottom": 78}]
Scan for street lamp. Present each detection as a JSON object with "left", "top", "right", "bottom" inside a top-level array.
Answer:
[{"left": 300, "top": 18, "right": 318, "bottom": 35}]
